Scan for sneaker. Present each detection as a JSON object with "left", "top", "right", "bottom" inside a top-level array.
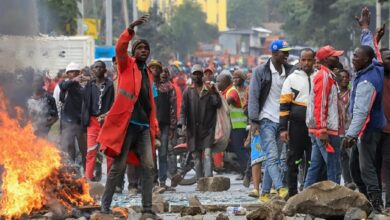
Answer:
[
  {"left": 248, "top": 189, "right": 259, "bottom": 198},
  {"left": 277, "top": 187, "right": 289, "bottom": 199},
  {"left": 384, "top": 207, "right": 390, "bottom": 216},
  {"left": 270, "top": 188, "right": 278, "bottom": 195},
  {"left": 170, "top": 174, "right": 183, "bottom": 187},
  {"left": 345, "top": 182, "right": 357, "bottom": 191},
  {"left": 128, "top": 188, "right": 138, "bottom": 197},
  {"left": 243, "top": 175, "right": 250, "bottom": 188},
  {"left": 153, "top": 185, "right": 166, "bottom": 194},
  {"left": 140, "top": 211, "right": 162, "bottom": 220},
  {"left": 259, "top": 193, "right": 271, "bottom": 203},
  {"left": 235, "top": 174, "right": 244, "bottom": 181},
  {"left": 114, "top": 186, "right": 123, "bottom": 194}
]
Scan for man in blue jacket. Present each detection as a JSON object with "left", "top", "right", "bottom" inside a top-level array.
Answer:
[{"left": 344, "top": 7, "right": 387, "bottom": 213}]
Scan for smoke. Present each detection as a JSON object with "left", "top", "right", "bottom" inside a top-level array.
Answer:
[{"left": 0, "top": 0, "right": 39, "bottom": 36}]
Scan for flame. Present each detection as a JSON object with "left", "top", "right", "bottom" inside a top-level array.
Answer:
[{"left": 0, "top": 90, "right": 94, "bottom": 219}]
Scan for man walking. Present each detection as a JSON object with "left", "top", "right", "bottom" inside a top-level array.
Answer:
[
  {"left": 248, "top": 40, "right": 293, "bottom": 202},
  {"left": 172, "top": 64, "right": 221, "bottom": 186},
  {"left": 280, "top": 48, "right": 315, "bottom": 197},
  {"left": 97, "top": 15, "right": 161, "bottom": 219},
  {"left": 82, "top": 60, "right": 115, "bottom": 182}
]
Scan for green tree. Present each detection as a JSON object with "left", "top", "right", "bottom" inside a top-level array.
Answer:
[
  {"left": 166, "top": 1, "right": 219, "bottom": 59},
  {"left": 227, "top": 0, "right": 283, "bottom": 29},
  {"left": 37, "top": 0, "right": 81, "bottom": 35},
  {"left": 279, "top": 0, "right": 378, "bottom": 50},
  {"left": 136, "top": 3, "right": 173, "bottom": 63}
]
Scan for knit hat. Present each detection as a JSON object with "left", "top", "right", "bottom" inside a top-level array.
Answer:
[
  {"left": 191, "top": 64, "right": 203, "bottom": 74},
  {"left": 233, "top": 70, "right": 246, "bottom": 80},
  {"left": 148, "top": 59, "right": 162, "bottom": 69},
  {"left": 131, "top": 39, "right": 150, "bottom": 55},
  {"left": 65, "top": 62, "right": 81, "bottom": 73}
]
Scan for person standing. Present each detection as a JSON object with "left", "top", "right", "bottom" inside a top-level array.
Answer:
[
  {"left": 344, "top": 45, "right": 386, "bottom": 213},
  {"left": 344, "top": 8, "right": 387, "bottom": 213},
  {"left": 149, "top": 60, "right": 177, "bottom": 190},
  {"left": 97, "top": 15, "right": 161, "bottom": 220},
  {"left": 171, "top": 64, "right": 221, "bottom": 186},
  {"left": 304, "top": 45, "right": 343, "bottom": 188},
  {"left": 380, "top": 48, "right": 390, "bottom": 214},
  {"left": 216, "top": 72, "right": 249, "bottom": 180},
  {"left": 248, "top": 40, "right": 293, "bottom": 202},
  {"left": 82, "top": 60, "right": 115, "bottom": 182},
  {"left": 59, "top": 62, "right": 88, "bottom": 168},
  {"left": 279, "top": 48, "right": 315, "bottom": 197},
  {"left": 27, "top": 78, "right": 58, "bottom": 138},
  {"left": 335, "top": 69, "right": 356, "bottom": 190}
]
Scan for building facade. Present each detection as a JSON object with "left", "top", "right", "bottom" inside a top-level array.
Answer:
[{"left": 136, "top": 0, "right": 227, "bottom": 31}]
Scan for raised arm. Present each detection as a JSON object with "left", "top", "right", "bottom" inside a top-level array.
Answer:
[
  {"left": 116, "top": 15, "right": 150, "bottom": 73},
  {"left": 356, "top": 7, "right": 383, "bottom": 62}
]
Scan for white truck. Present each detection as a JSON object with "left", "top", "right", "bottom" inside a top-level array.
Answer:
[{"left": 0, "top": 35, "right": 94, "bottom": 76}]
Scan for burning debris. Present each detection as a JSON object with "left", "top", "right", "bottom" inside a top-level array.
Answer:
[{"left": 0, "top": 89, "right": 96, "bottom": 219}]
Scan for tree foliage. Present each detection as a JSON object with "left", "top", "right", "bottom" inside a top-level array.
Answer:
[
  {"left": 227, "top": 0, "right": 283, "bottom": 29},
  {"left": 136, "top": 4, "right": 173, "bottom": 63},
  {"left": 37, "top": 0, "right": 81, "bottom": 35},
  {"left": 279, "top": 0, "right": 378, "bottom": 50},
  {"left": 165, "top": 1, "right": 219, "bottom": 59}
]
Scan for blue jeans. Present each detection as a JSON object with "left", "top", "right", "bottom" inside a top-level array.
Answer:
[
  {"left": 259, "top": 118, "right": 285, "bottom": 193},
  {"left": 304, "top": 135, "right": 341, "bottom": 188}
]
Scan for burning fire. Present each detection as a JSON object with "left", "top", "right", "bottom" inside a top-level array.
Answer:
[{"left": 0, "top": 90, "right": 94, "bottom": 219}]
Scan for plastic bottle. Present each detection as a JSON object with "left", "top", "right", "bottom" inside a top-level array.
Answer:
[{"left": 226, "top": 206, "right": 247, "bottom": 215}]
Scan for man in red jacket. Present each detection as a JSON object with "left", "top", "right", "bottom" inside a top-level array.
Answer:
[{"left": 98, "top": 15, "right": 160, "bottom": 220}]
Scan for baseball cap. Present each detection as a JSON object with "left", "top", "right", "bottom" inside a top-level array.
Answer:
[
  {"left": 65, "top": 62, "right": 81, "bottom": 73},
  {"left": 269, "top": 40, "right": 293, "bottom": 52},
  {"left": 191, "top": 64, "right": 203, "bottom": 74},
  {"left": 316, "top": 45, "right": 344, "bottom": 61}
]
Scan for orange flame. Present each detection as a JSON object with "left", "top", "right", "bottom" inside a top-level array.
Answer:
[{"left": 0, "top": 90, "right": 94, "bottom": 219}]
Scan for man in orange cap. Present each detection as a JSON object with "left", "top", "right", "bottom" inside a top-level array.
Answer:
[{"left": 304, "top": 45, "right": 344, "bottom": 188}]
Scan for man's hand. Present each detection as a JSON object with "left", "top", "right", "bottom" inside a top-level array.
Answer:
[
  {"left": 72, "top": 74, "right": 83, "bottom": 83},
  {"left": 250, "top": 121, "right": 260, "bottom": 134},
  {"left": 375, "top": 23, "right": 386, "bottom": 44},
  {"left": 129, "top": 14, "right": 149, "bottom": 30},
  {"left": 280, "top": 131, "right": 289, "bottom": 143},
  {"left": 319, "top": 133, "right": 329, "bottom": 146},
  {"left": 355, "top": 6, "right": 370, "bottom": 29},
  {"left": 342, "top": 136, "right": 356, "bottom": 149}
]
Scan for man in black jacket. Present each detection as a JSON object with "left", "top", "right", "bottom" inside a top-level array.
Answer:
[
  {"left": 82, "top": 60, "right": 115, "bottom": 181},
  {"left": 248, "top": 40, "right": 293, "bottom": 202},
  {"left": 59, "top": 62, "right": 88, "bottom": 168}
]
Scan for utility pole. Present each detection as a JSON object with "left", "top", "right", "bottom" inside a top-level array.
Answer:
[
  {"left": 122, "top": 0, "right": 130, "bottom": 27},
  {"left": 132, "top": 0, "right": 138, "bottom": 21},
  {"left": 77, "top": 0, "right": 84, "bottom": 35},
  {"left": 105, "top": 0, "right": 113, "bottom": 46},
  {"left": 376, "top": 0, "right": 382, "bottom": 47}
]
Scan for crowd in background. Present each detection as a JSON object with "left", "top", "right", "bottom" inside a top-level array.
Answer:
[{"left": 1, "top": 7, "right": 389, "bottom": 219}]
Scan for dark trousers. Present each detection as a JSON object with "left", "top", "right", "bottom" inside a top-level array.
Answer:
[
  {"left": 380, "top": 132, "right": 390, "bottom": 207},
  {"left": 340, "top": 144, "right": 353, "bottom": 184},
  {"left": 230, "top": 128, "right": 250, "bottom": 174},
  {"left": 127, "top": 164, "right": 141, "bottom": 189},
  {"left": 60, "top": 121, "right": 87, "bottom": 169},
  {"left": 158, "top": 124, "right": 169, "bottom": 183},
  {"left": 101, "top": 124, "right": 155, "bottom": 212},
  {"left": 350, "top": 131, "right": 382, "bottom": 198},
  {"left": 167, "top": 131, "right": 178, "bottom": 177},
  {"left": 286, "top": 121, "right": 311, "bottom": 197}
]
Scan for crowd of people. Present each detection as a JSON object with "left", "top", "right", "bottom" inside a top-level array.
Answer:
[{"left": 4, "top": 7, "right": 389, "bottom": 219}]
